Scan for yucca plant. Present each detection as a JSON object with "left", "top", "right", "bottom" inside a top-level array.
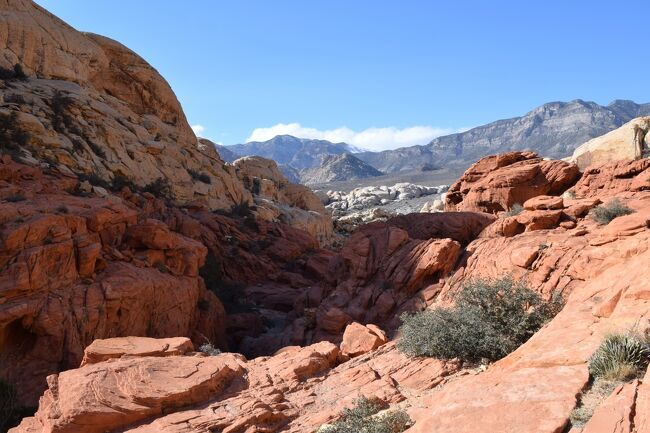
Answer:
[{"left": 588, "top": 333, "right": 650, "bottom": 381}]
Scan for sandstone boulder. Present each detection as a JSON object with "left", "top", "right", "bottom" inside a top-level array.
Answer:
[
  {"left": 340, "top": 322, "right": 388, "bottom": 358},
  {"left": 568, "top": 116, "right": 650, "bottom": 170},
  {"left": 445, "top": 151, "right": 580, "bottom": 213},
  {"left": 81, "top": 336, "right": 194, "bottom": 366}
]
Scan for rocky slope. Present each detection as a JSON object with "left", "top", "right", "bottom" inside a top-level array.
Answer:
[
  {"left": 0, "top": 0, "right": 332, "bottom": 244},
  {"left": 358, "top": 99, "right": 650, "bottom": 172},
  {"left": 299, "top": 153, "right": 383, "bottom": 185},
  {"left": 11, "top": 146, "right": 650, "bottom": 433}
]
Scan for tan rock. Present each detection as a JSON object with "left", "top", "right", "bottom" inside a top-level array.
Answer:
[{"left": 569, "top": 116, "right": 650, "bottom": 170}]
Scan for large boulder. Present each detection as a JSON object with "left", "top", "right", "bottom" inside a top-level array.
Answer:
[
  {"left": 445, "top": 151, "right": 580, "bottom": 213},
  {"left": 340, "top": 322, "right": 388, "bottom": 358},
  {"left": 568, "top": 116, "right": 650, "bottom": 170}
]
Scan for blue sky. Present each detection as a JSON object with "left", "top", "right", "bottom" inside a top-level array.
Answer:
[{"left": 36, "top": 1, "right": 650, "bottom": 150}]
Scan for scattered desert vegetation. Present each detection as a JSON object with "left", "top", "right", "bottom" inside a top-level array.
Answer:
[
  {"left": 198, "top": 342, "right": 222, "bottom": 356},
  {"left": 188, "top": 168, "right": 212, "bottom": 184},
  {"left": 320, "top": 397, "right": 412, "bottom": 433},
  {"left": 143, "top": 177, "right": 171, "bottom": 199},
  {"left": 590, "top": 198, "right": 634, "bottom": 225},
  {"left": 570, "top": 329, "right": 650, "bottom": 426},
  {"left": 0, "top": 64, "right": 27, "bottom": 81},
  {"left": 504, "top": 203, "right": 524, "bottom": 217},
  {"left": 588, "top": 332, "right": 650, "bottom": 381},
  {"left": 398, "top": 277, "right": 563, "bottom": 362},
  {"left": 0, "top": 111, "right": 30, "bottom": 155}
]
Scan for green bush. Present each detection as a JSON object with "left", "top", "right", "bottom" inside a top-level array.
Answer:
[
  {"left": 143, "top": 177, "right": 171, "bottom": 199},
  {"left": 0, "top": 111, "right": 30, "bottom": 154},
  {"left": 398, "top": 277, "right": 562, "bottom": 362},
  {"left": 110, "top": 174, "right": 139, "bottom": 193},
  {"left": 0, "top": 64, "right": 27, "bottom": 81},
  {"left": 590, "top": 199, "right": 634, "bottom": 225},
  {"left": 188, "top": 169, "right": 212, "bottom": 184},
  {"left": 504, "top": 203, "right": 524, "bottom": 217},
  {"left": 588, "top": 333, "right": 650, "bottom": 381},
  {"left": 321, "top": 397, "right": 412, "bottom": 433}
]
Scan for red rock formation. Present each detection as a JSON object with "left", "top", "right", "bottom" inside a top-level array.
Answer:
[
  {"left": 445, "top": 151, "right": 580, "bottom": 213},
  {"left": 10, "top": 155, "right": 650, "bottom": 433},
  {"left": 0, "top": 156, "right": 330, "bottom": 405},
  {"left": 340, "top": 322, "right": 388, "bottom": 358}
]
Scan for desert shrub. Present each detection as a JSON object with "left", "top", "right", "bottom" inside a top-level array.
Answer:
[
  {"left": 398, "top": 277, "right": 562, "bottom": 362},
  {"left": 5, "top": 194, "right": 26, "bottom": 203},
  {"left": 588, "top": 333, "right": 650, "bottom": 381},
  {"left": 143, "top": 177, "right": 171, "bottom": 199},
  {"left": 569, "top": 330, "right": 650, "bottom": 427},
  {"left": 590, "top": 199, "right": 634, "bottom": 225},
  {"left": 0, "top": 64, "right": 27, "bottom": 81},
  {"left": 77, "top": 173, "right": 110, "bottom": 190},
  {"left": 569, "top": 379, "right": 620, "bottom": 427},
  {"left": 188, "top": 169, "right": 212, "bottom": 184},
  {"left": 321, "top": 396, "right": 412, "bottom": 433},
  {"left": 110, "top": 174, "right": 138, "bottom": 192},
  {"left": 50, "top": 91, "right": 75, "bottom": 133},
  {"left": 231, "top": 201, "right": 253, "bottom": 218},
  {"left": 198, "top": 343, "right": 221, "bottom": 356},
  {"left": 0, "top": 111, "right": 30, "bottom": 153},
  {"left": 504, "top": 203, "right": 524, "bottom": 217},
  {"left": 87, "top": 141, "right": 107, "bottom": 159}
]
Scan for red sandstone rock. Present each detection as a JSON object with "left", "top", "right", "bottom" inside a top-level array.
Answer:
[
  {"left": 340, "top": 322, "right": 388, "bottom": 358},
  {"left": 81, "top": 336, "right": 194, "bottom": 366},
  {"left": 574, "top": 159, "right": 650, "bottom": 198},
  {"left": 581, "top": 380, "right": 637, "bottom": 433},
  {"left": 524, "top": 195, "right": 564, "bottom": 210},
  {"left": 445, "top": 151, "right": 580, "bottom": 213}
]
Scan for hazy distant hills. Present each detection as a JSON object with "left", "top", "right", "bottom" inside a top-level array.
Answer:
[
  {"left": 215, "top": 99, "right": 650, "bottom": 184},
  {"left": 299, "top": 153, "right": 383, "bottom": 185}
]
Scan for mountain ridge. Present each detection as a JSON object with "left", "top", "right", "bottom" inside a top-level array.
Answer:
[{"left": 218, "top": 99, "right": 650, "bottom": 179}]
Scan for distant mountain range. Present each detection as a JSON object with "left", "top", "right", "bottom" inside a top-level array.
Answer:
[
  {"left": 223, "top": 135, "right": 358, "bottom": 169},
  {"left": 214, "top": 99, "right": 650, "bottom": 184},
  {"left": 299, "top": 153, "right": 383, "bottom": 185}
]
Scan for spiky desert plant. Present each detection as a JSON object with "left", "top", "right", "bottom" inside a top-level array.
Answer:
[{"left": 588, "top": 333, "right": 650, "bottom": 381}]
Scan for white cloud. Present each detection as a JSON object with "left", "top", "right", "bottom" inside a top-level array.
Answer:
[
  {"left": 245, "top": 123, "right": 462, "bottom": 152},
  {"left": 191, "top": 124, "right": 206, "bottom": 136}
]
